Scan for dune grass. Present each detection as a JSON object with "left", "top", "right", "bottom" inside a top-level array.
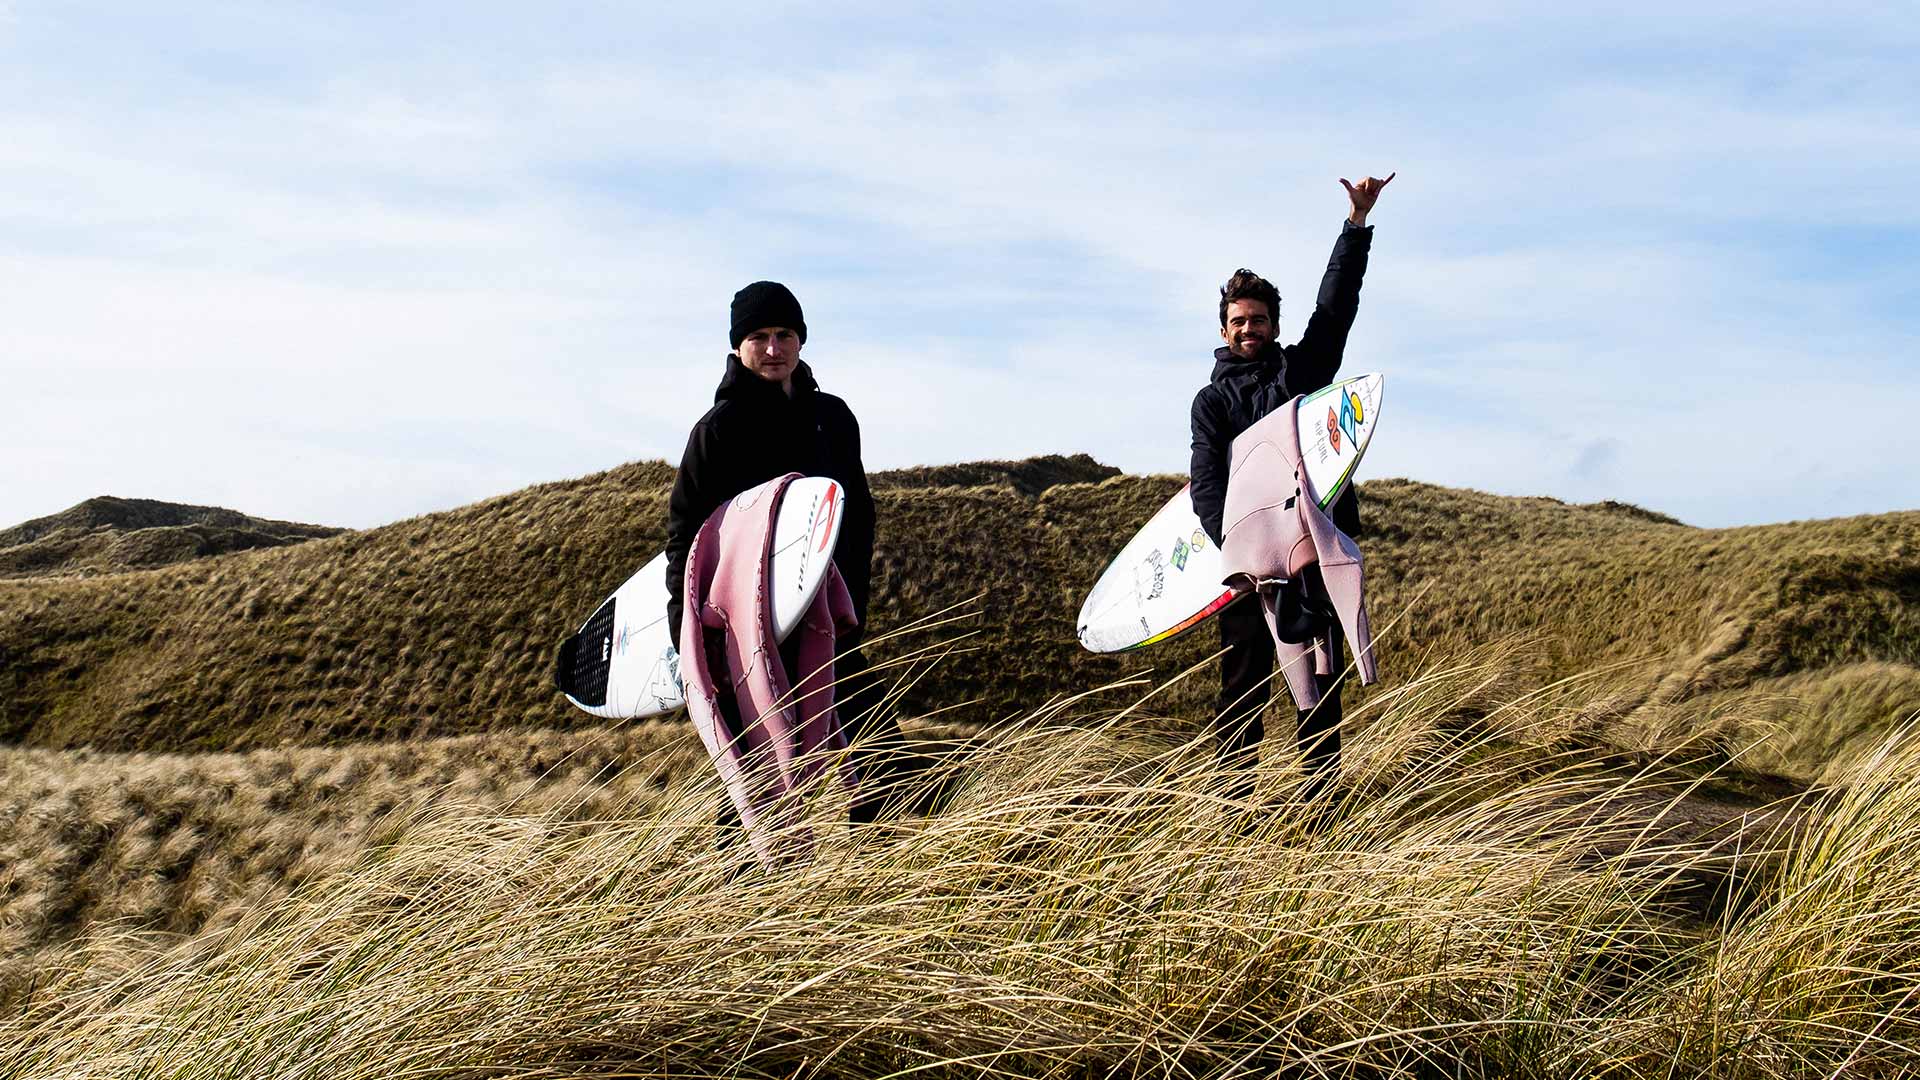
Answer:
[
  {"left": 0, "top": 723, "right": 713, "bottom": 1008},
  {"left": 4, "top": 646, "right": 1914, "bottom": 1079},
  {"left": 1, "top": 458, "right": 1916, "bottom": 783},
  {"left": 1, "top": 458, "right": 1917, "bottom": 1076}
]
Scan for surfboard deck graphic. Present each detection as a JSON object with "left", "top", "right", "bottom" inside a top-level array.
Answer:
[
  {"left": 1076, "top": 373, "right": 1383, "bottom": 654},
  {"left": 555, "top": 475, "right": 845, "bottom": 720}
]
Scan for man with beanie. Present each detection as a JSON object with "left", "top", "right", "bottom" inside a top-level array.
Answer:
[
  {"left": 666, "top": 280, "right": 904, "bottom": 828},
  {"left": 1189, "top": 173, "right": 1394, "bottom": 805}
]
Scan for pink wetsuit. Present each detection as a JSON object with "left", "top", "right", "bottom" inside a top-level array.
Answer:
[
  {"left": 680, "top": 473, "right": 860, "bottom": 865},
  {"left": 1218, "top": 401, "right": 1378, "bottom": 710}
]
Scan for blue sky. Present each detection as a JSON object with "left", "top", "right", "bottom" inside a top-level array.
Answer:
[{"left": 3, "top": 3, "right": 1915, "bottom": 530}]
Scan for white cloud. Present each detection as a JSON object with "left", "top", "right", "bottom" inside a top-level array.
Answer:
[{"left": 2, "top": 4, "right": 1916, "bottom": 531}]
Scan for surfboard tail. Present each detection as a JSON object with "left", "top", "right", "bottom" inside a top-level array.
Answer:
[{"left": 555, "top": 596, "right": 616, "bottom": 707}]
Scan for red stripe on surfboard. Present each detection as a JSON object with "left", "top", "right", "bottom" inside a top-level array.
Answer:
[
  {"left": 1122, "top": 586, "right": 1241, "bottom": 652},
  {"left": 811, "top": 484, "right": 840, "bottom": 553}
]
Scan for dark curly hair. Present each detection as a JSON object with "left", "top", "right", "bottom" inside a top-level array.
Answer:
[{"left": 1218, "top": 269, "right": 1281, "bottom": 328}]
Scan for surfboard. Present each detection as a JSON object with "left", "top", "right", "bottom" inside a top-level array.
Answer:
[
  {"left": 1076, "top": 373, "right": 1384, "bottom": 654},
  {"left": 555, "top": 475, "right": 845, "bottom": 719}
]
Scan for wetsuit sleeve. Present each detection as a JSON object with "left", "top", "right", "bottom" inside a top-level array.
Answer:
[
  {"left": 666, "top": 418, "right": 726, "bottom": 647},
  {"left": 1189, "top": 387, "right": 1231, "bottom": 546},
  {"left": 1286, "top": 221, "right": 1373, "bottom": 393}
]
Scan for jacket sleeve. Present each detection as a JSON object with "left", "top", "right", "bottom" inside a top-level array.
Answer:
[
  {"left": 835, "top": 409, "right": 877, "bottom": 630},
  {"left": 1189, "top": 387, "right": 1232, "bottom": 546},
  {"left": 1286, "top": 221, "right": 1373, "bottom": 393},
  {"left": 666, "top": 417, "right": 726, "bottom": 647}
]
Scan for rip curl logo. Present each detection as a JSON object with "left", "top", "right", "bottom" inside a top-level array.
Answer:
[
  {"left": 791, "top": 483, "right": 840, "bottom": 592},
  {"left": 1339, "top": 388, "right": 1364, "bottom": 450},
  {"left": 1326, "top": 406, "right": 1342, "bottom": 453}
]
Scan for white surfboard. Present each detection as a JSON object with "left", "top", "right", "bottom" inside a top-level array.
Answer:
[
  {"left": 1077, "top": 373, "right": 1383, "bottom": 653},
  {"left": 555, "top": 475, "right": 845, "bottom": 719}
]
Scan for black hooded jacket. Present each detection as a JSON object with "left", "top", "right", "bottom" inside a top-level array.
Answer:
[
  {"left": 665, "top": 355, "right": 876, "bottom": 646},
  {"left": 1190, "top": 222, "right": 1373, "bottom": 545}
]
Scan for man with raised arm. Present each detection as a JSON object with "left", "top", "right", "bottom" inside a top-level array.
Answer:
[{"left": 1189, "top": 173, "right": 1394, "bottom": 802}]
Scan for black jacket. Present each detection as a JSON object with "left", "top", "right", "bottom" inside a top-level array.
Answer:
[
  {"left": 1190, "top": 222, "right": 1373, "bottom": 545},
  {"left": 665, "top": 356, "right": 876, "bottom": 645}
]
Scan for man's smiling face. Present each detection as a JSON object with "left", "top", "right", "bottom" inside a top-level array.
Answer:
[{"left": 1220, "top": 299, "right": 1273, "bottom": 360}]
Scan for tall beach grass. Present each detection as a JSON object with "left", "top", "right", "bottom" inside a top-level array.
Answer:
[{"left": 5, "top": 647, "right": 1915, "bottom": 1078}]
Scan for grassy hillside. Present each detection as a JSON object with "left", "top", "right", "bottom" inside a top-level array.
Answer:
[
  {"left": 0, "top": 496, "right": 340, "bottom": 579},
  {"left": 1, "top": 458, "right": 1917, "bottom": 1075},
  {"left": 0, "top": 457, "right": 1915, "bottom": 781}
]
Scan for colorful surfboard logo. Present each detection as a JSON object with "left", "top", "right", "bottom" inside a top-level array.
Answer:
[
  {"left": 1327, "top": 406, "right": 1342, "bottom": 453},
  {"left": 1339, "top": 389, "right": 1364, "bottom": 450}
]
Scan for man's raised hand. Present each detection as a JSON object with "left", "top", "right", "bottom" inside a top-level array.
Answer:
[{"left": 1340, "top": 172, "right": 1395, "bottom": 226}]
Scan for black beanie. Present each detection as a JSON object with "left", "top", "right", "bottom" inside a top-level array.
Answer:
[{"left": 729, "top": 281, "right": 807, "bottom": 349}]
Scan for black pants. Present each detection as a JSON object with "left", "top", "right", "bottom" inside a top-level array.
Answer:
[
  {"left": 711, "top": 627, "right": 908, "bottom": 835},
  {"left": 832, "top": 631, "right": 911, "bottom": 823},
  {"left": 1215, "top": 595, "right": 1344, "bottom": 801}
]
